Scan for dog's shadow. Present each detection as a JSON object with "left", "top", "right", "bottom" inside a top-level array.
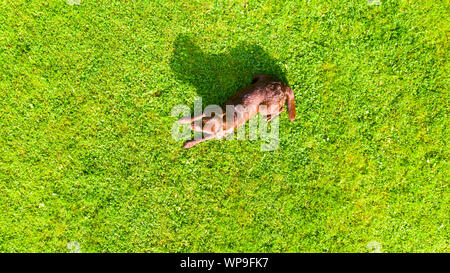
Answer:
[{"left": 170, "top": 35, "right": 287, "bottom": 107}]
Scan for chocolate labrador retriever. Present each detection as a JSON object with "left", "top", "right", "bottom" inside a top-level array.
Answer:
[{"left": 179, "top": 74, "right": 296, "bottom": 148}]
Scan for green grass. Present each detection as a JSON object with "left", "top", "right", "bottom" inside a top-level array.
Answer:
[{"left": 0, "top": 0, "right": 448, "bottom": 252}]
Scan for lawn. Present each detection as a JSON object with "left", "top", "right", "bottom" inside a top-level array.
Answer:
[{"left": 0, "top": 0, "right": 448, "bottom": 252}]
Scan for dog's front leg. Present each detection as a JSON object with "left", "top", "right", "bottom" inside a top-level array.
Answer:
[{"left": 265, "top": 106, "right": 284, "bottom": 122}]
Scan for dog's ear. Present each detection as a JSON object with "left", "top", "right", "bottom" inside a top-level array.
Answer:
[{"left": 285, "top": 85, "right": 296, "bottom": 121}]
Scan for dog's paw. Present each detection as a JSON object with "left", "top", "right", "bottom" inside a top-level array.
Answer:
[
  {"left": 183, "top": 140, "right": 195, "bottom": 149},
  {"left": 178, "top": 117, "right": 191, "bottom": 124}
]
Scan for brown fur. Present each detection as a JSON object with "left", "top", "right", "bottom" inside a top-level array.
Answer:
[{"left": 179, "top": 74, "right": 296, "bottom": 149}]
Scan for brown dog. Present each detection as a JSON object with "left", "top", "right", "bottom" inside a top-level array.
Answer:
[{"left": 179, "top": 74, "right": 296, "bottom": 148}]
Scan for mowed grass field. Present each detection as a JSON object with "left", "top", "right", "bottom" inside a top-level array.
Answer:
[{"left": 0, "top": 0, "right": 448, "bottom": 252}]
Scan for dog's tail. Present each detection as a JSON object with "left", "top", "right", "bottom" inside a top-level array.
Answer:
[
  {"left": 178, "top": 113, "right": 205, "bottom": 124},
  {"left": 285, "top": 85, "right": 296, "bottom": 121}
]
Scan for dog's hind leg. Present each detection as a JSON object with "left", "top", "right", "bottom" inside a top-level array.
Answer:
[
  {"left": 189, "top": 117, "right": 218, "bottom": 135},
  {"left": 190, "top": 123, "right": 203, "bottom": 133},
  {"left": 178, "top": 113, "right": 206, "bottom": 124},
  {"left": 183, "top": 134, "right": 217, "bottom": 149}
]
